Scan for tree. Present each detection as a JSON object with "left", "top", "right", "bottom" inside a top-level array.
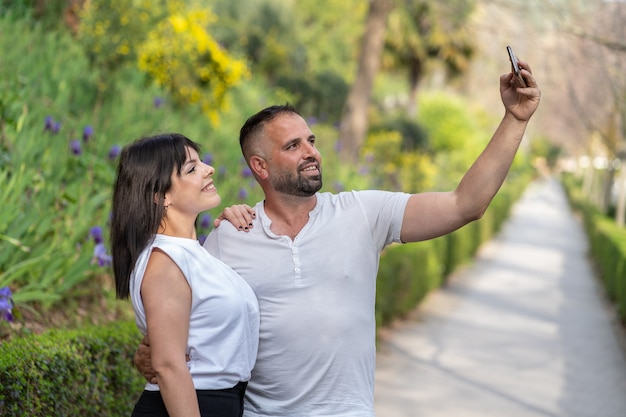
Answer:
[
  {"left": 338, "top": 0, "right": 395, "bottom": 163},
  {"left": 558, "top": 1, "right": 626, "bottom": 225},
  {"left": 383, "top": 0, "right": 476, "bottom": 117}
]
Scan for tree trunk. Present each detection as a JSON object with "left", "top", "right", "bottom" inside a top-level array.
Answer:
[
  {"left": 338, "top": 0, "right": 394, "bottom": 163},
  {"left": 406, "top": 57, "right": 422, "bottom": 118}
]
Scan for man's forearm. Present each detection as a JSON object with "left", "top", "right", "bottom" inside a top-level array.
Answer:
[{"left": 454, "top": 113, "right": 528, "bottom": 219}]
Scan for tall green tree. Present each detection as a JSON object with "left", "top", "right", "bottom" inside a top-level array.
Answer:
[{"left": 383, "top": 0, "right": 476, "bottom": 116}]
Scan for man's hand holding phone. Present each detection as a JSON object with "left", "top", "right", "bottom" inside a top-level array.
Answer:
[
  {"left": 501, "top": 45, "right": 540, "bottom": 122},
  {"left": 506, "top": 45, "right": 527, "bottom": 88}
]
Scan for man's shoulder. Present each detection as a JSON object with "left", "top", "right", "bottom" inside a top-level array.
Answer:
[{"left": 318, "top": 189, "right": 404, "bottom": 205}]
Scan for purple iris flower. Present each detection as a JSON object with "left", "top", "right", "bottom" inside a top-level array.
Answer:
[
  {"left": 241, "top": 167, "right": 253, "bottom": 178},
  {"left": 153, "top": 97, "right": 163, "bottom": 108},
  {"left": 198, "top": 234, "right": 207, "bottom": 245},
  {"left": 108, "top": 145, "right": 121, "bottom": 160},
  {"left": 202, "top": 153, "right": 214, "bottom": 165},
  {"left": 82, "top": 125, "right": 94, "bottom": 142},
  {"left": 90, "top": 226, "right": 104, "bottom": 244},
  {"left": 200, "top": 213, "right": 212, "bottom": 229},
  {"left": 70, "top": 140, "right": 82, "bottom": 155},
  {"left": 52, "top": 121, "right": 61, "bottom": 134},
  {"left": 238, "top": 187, "right": 248, "bottom": 200},
  {"left": 0, "top": 287, "right": 11, "bottom": 298},
  {"left": 0, "top": 286, "right": 14, "bottom": 322},
  {"left": 92, "top": 243, "right": 112, "bottom": 267},
  {"left": 44, "top": 116, "right": 54, "bottom": 131}
]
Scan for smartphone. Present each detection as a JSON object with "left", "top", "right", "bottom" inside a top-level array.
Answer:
[{"left": 506, "top": 46, "right": 526, "bottom": 87}]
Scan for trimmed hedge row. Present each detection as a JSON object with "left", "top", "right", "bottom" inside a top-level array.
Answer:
[
  {"left": 561, "top": 173, "right": 626, "bottom": 323},
  {"left": 0, "top": 173, "right": 530, "bottom": 416},
  {"left": 0, "top": 321, "right": 143, "bottom": 416}
]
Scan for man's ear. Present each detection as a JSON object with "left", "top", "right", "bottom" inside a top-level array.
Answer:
[{"left": 249, "top": 156, "right": 268, "bottom": 180}]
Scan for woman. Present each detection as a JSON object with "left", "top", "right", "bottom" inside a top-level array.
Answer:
[{"left": 110, "top": 133, "right": 259, "bottom": 417}]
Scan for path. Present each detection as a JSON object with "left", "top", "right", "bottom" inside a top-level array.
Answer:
[{"left": 374, "top": 178, "right": 626, "bottom": 417}]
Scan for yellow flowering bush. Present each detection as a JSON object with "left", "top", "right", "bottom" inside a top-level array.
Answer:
[{"left": 137, "top": 8, "right": 250, "bottom": 123}]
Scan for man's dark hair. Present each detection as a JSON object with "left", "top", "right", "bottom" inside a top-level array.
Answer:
[{"left": 239, "top": 104, "right": 301, "bottom": 159}]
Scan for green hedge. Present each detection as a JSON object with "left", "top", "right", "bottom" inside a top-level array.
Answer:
[
  {"left": 561, "top": 173, "right": 626, "bottom": 322},
  {"left": 0, "top": 321, "right": 143, "bottom": 417}
]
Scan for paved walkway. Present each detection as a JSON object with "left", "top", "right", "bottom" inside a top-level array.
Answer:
[{"left": 374, "top": 178, "right": 626, "bottom": 417}]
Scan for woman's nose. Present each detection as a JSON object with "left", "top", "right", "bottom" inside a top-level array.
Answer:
[{"left": 204, "top": 164, "right": 215, "bottom": 176}]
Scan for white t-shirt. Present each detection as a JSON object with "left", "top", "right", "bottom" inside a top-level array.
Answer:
[
  {"left": 204, "top": 190, "right": 410, "bottom": 417},
  {"left": 131, "top": 234, "right": 259, "bottom": 391}
]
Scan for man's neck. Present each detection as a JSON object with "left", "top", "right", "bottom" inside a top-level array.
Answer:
[{"left": 263, "top": 194, "right": 317, "bottom": 240}]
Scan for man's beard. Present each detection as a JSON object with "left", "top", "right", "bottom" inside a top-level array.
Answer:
[{"left": 272, "top": 167, "right": 323, "bottom": 197}]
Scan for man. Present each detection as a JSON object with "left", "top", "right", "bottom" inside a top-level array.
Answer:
[{"left": 136, "top": 60, "right": 540, "bottom": 416}]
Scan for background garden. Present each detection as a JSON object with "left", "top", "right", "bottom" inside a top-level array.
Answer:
[{"left": 1, "top": 0, "right": 625, "bottom": 415}]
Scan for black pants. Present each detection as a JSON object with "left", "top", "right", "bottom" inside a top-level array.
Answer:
[{"left": 131, "top": 381, "right": 247, "bottom": 417}]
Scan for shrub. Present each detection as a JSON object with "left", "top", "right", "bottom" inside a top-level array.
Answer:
[
  {"left": 562, "top": 173, "right": 626, "bottom": 323},
  {"left": 0, "top": 321, "right": 144, "bottom": 416}
]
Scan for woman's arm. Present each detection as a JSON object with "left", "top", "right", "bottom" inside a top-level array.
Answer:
[{"left": 141, "top": 248, "right": 200, "bottom": 417}]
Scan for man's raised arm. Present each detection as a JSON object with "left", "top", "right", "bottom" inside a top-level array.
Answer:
[{"left": 400, "top": 60, "right": 541, "bottom": 243}]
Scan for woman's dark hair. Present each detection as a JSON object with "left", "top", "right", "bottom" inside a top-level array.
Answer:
[{"left": 110, "top": 133, "right": 200, "bottom": 299}]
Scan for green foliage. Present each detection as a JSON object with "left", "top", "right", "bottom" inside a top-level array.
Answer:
[
  {"left": 1, "top": 0, "right": 67, "bottom": 29},
  {"left": 0, "top": 75, "right": 27, "bottom": 149},
  {"left": 0, "top": 15, "right": 114, "bottom": 304},
  {"left": 370, "top": 114, "right": 429, "bottom": 151},
  {"left": 290, "top": 0, "right": 367, "bottom": 77},
  {"left": 383, "top": 0, "right": 476, "bottom": 86},
  {"left": 530, "top": 136, "right": 563, "bottom": 169},
  {"left": 361, "top": 130, "right": 437, "bottom": 192},
  {"left": 376, "top": 241, "right": 442, "bottom": 326},
  {"left": 275, "top": 71, "right": 349, "bottom": 124},
  {"left": 207, "top": 0, "right": 365, "bottom": 122},
  {"left": 209, "top": 0, "right": 365, "bottom": 78},
  {"left": 418, "top": 92, "right": 485, "bottom": 153},
  {"left": 418, "top": 91, "right": 495, "bottom": 188},
  {"left": 0, "top": 321, "right": 144, "bottom": 416}
]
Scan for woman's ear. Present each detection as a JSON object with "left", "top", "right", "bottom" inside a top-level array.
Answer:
[
  {"left": 249, "top": 156, "right": 268, "bottom": 180},
  {"left": 154, "top": 193, "right": 170, "bottom": 207}
]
